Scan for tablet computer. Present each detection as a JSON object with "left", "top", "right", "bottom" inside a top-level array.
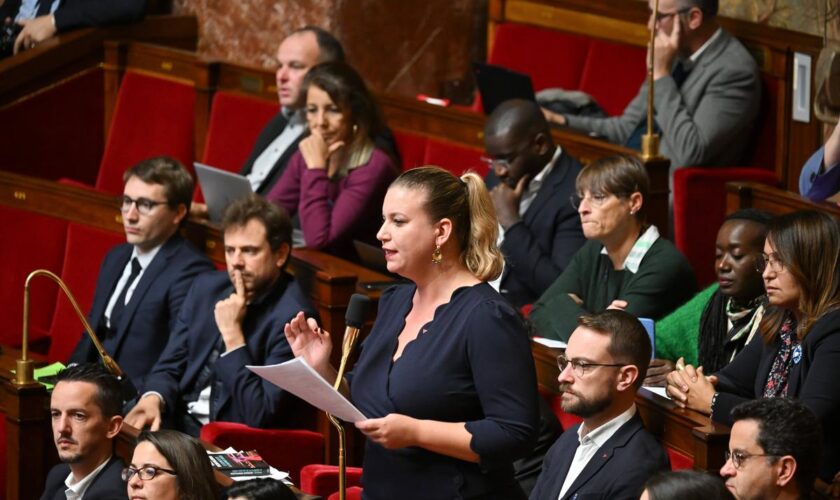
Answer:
[{"left": 194, "top": 162, "right": 253, "bottom": 223}]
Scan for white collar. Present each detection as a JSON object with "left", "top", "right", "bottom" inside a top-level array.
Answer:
[
  {"left": 132, "top": 243, "right": 163, "bottom": 269},
  {"left": 64, "top": 455, "right": 112, "bottom": 498},
  {"left": 600, "top": 225, "right": 660, "bottom": 274},
  {"left": 578, "top": 404, "right": 637, "bottom": 446},
  {"left": 689, "top": 27, "right": 722, "bottom": 64}
]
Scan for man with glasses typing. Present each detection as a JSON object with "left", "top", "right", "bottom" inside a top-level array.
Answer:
[
  {"left": 69, "top": 157, "right": 214, "bottom": 395},
  {"left": 530, "top": 310, "right": 669, "bottom": 500},
  {"left": 721, "top": 398, "right": 821, "bottom": 500},
  {"left": 483, "top": 99, "right": 584, "bottom": 309},
  {"left": 41, "top": 364, "right": 126, "bottom": 500},
  {"left": 542, "top": 0, "right": 760, "bottom": 169}
]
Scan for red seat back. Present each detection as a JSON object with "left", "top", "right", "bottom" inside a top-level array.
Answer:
[
  {"left": 393, "top": 129, "right": 429, "bottom": 171},
  {"left": 97, "top": 71, "right": 196, "bottom": 194},
  {"left": 202, "top": 91, "right": 279, "bottom": 173},
  {"left": 0, "top": 206, "right": 68, "bottom": 347},
  {"left": 579, "top": 40, "right": 647, "bottom": 116},
  {"left": 423, "top": 139, "right": 486, "bottom": 177},
  {"left": 47, "top": 224, "right": 125, "bottom": 363}
]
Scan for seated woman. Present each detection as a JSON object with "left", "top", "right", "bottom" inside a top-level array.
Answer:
[
  {"left": 284, "top": 167, "right": 539, "bottom": 499},
  {"left": 529, "top": 154, "right": 697, "bottom": 341},
  {"left": 666, "top": 210, "right": 840, "bottom": 483},
  {"left": 800, "top": 121, "right": 840, "bottom": 202},
  {"left": 124, "top": 429, "right": 218, "bottom": 500},
  {"left": 267, "top": 61, "right": 399, "bottom": 259},
  {"left": 645, "top": 209, "right": 770, "bottom": 385}
]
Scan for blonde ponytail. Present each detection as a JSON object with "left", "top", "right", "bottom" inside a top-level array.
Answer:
[{"left": 460, "top": 172, "right": 503, "bottom": 281}]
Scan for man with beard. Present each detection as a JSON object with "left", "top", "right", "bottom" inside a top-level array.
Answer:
[
  {"left": 124, "top": 194, "right": 316, "bottom": 435},
  {"left": 41, "top": 364, "right": 125, "bottom": 500},
  {"left": 530, "top": 310, "right": 669, "bottom": 500}
]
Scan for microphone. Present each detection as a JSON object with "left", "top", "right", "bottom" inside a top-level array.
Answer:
[
  {"left": 328, "top": 293, "right": 370, "bottom": 500},
  {"left": 334, "top": 293, "right": 370, "bottom": 388},
  {"left": 18, "top": 269, "right": 137, "bottom": 402}
]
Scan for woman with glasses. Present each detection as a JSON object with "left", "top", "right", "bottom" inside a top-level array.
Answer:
[
  {"left": 666, "top": 210, "right": 840, "bottom": 483},
  {"left": 124, "top": 430, "right": 218, "bottom": 500},
  {"left": 284, "top": 167, "right": 539, "bottom": 499},
  {"left": 529, "top": 154, "right": 696, "bottom": 341},
  {"left": 267, "top": 61, "right": 398, "bottom": 260}
]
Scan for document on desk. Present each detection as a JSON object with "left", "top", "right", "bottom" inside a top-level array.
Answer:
[{"left": 247, "top": 358, "right": 367, "bottom": 422}]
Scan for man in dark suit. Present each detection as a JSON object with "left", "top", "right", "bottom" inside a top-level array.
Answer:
[
  {"left": 41, "top": 363, "right": 126, "bottom": 500},
  {"left": 530, "top": 310, "right": 669, "bottom": 500},
  {"left": 124, "top": 194, "right": 316, "bottom": 436},
  {"left": 69, "top": 157, "right": 214, "bottom": 394},
  {"left": 484, "top": 99, "right": 585, "bottom": 308},
  {"left": 239, "top": 26, "right": 345, "bottom": 196},
  {"left": 6, "top": 0, "right": 145, "bottom": 55},
  {"left": 720, "top": 399, "right": 821, "bottom": 500}
]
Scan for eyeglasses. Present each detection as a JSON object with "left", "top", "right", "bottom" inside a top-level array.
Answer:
[
  {"left": 120, "top": 196, "right": 171, "bottom": 216},
  {"left": 754, "top": 253, "right": 785, "bottom": 274},
  {"left": 121, "top": 465, "right": 177, "bottom": 482},
  {"left": 480, "top": 141, "right": 532, "bottom": 171},
  {"left": 557, "top": 353, "right": 627, "bottom": 377},
  {"left": 724, "top": 450, "right": 777, "bottom": 470},
  {"left": 651, "top": 7, "right": 692, "bottom": 22},
  {"left": 569, "top": 191, "right": 614, "bottom": 210}
]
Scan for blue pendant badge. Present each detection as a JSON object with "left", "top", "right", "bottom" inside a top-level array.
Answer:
[{"left": 792, "top": 345, "right": 802, "bottom": 365}]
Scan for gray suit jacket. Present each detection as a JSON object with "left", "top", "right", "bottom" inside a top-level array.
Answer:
[{"left": 566, "top": 29, "right": 760, "bottom": 168}]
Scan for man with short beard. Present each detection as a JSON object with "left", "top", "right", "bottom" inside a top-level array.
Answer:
[
  {"left": 41, "top": 364, "right": 126, "bottom": 500},
  {"left": 530, "top": 310, "right": 669, "bottom": 500}
]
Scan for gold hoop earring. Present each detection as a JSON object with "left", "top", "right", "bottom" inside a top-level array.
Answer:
[{"left": 432, "top": 245, "right": 442, "bottom": 265}]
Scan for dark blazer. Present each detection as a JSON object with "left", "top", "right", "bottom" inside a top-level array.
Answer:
[
  {"left": 530, "top": 413, "right": 670, "bottom": 500},
  {"left": 240, "top": 113, "right": 303, "bottom": 196},
  {"left": 69, "top": 234, "right": 214, "bottom": 394},
  {"left": 144, "top": 271, "right": 317, "bottom": 429},
  {"left": 240, "top": 111, "right": 402, "bottom": 196},
  {"left": 486, "top": 149, "right": 585, "bottom": 307},
  {"left": 714, "top": 308, "right": 840, "bottom": 481},
  {"left": 2, "top": 0, "right": 146, "bottom": 33},
  {"left": 40, "top": 455, "right": 126, "bottom": 500}
]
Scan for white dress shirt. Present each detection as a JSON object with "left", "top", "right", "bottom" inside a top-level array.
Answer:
[
  {"left": 104, "top": 244, "right": 162, "bottom": 328},
  {"left": 246, "top": 109, "right": 306, "bottom": 191},
  {"left": 558, "top": 404, "right": 637, "bottom": 499},
  {"left": 63, "top": 455, "right": 112, "bottom": 500}
]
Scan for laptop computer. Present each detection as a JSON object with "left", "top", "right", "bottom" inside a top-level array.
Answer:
[
  {"left": 472, "top": 61, "right": 536, "bottom": 115},
  {"left": 194, "top": 162, "right": 253, "bottom": 223}
]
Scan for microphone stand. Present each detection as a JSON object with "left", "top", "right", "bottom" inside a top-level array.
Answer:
[
  {"left": 17, "top": 269, "right": 125, "bottom": 385},
  {"left": 327, "top": 325, "right": 361, "bottom": 500},
  {"left": 642, "top": 0, "right": 665, "bottom": 162}
]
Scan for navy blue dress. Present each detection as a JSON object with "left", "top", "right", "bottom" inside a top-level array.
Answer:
[{"left": 350, "top": 283, "right": 539, "bottom": 499}]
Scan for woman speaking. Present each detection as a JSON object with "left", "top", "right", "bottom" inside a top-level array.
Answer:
[{"left": 285, "top": 167, "right": 539, "bottom": 499}]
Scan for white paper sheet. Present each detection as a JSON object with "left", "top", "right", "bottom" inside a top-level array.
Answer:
[
  {"left": 532, "top": 337, "right": 567, "bottom": 349},
  {"left": 642, "top": 386, "right": 671, "bottom": 400},
  {"left": 247, "top": 358, "right": 367, "bottom": 422}
]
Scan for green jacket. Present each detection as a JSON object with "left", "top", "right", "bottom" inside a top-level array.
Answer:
[
  {"left": 530, "top": 238, "right": 697, "bottom": 341},
  {"left": 654, "top": 284, "right": 717, "bottom": 365}
]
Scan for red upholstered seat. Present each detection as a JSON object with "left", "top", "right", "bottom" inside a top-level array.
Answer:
[
  {"left": 202, "top": 91, "right": 279, "bottom": 173},
  {"left": 200, "top": 422, "right": 324, "bottom": 486},
  {"left": 578, "top": 39, "right": 646, "bottom": 116},
  {"left": 47, "top": 224, "right": 125, "bottom": 363},
  {"left": 96, "top": 71, "right": 195, "bottom": 195},
  {"left": 489, "top": 23, "right": 590, "bottom": 93},
  {"left": 423, "top": 139, "right": 486, "bottom": 177},
  {"left": 0, "top": 206, "right": 68, "bottom": 347},
  {"left": 328, "top": 486, "right": 363, "bottom": 500},
  {"left": 667, "top": 447, "right": 694, "bottom": 470},
  {"left": 300, "top": 464, "right": 363, "bottom": 497},
  {"left": 393, "top": 129, "right": 429, "bottom": 171}
]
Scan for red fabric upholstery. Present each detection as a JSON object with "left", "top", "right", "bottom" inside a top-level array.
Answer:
[
  {"left": 489, "top": 23, "right": 590, "bottom": 93},
  {"left": 667, "top": 447, "right": 694, "bottom": 470},
  {"left": 97, "top": 71, "right": 195, "bottom": 194},
  {"left": 578, "top": 39, "right": 646, "bottom": 116},
  {"left": 545, "top": 392, "right": 583, "bottom": 431},
  {"left": 202, "top": 91, "right": 278, "bottom": 173},
  {"left": 300, "top": 464, "right": 363, "bottom": 497},
  {"left": 328, "top": 486, "right": 363, "bottom": 500},
  {"left": 393, "top": 129, "right": 429, "bottom": 171},
  {"left": 47, "top": 224, "right": 125, "bottom": 363},
  {"left": 200, "top": 422, "right": 324, "bottom": 486},
  {"left": 673, "top": 167, "right": 778, "bottom": 286},
  {"left": 0, "top": 68, "right": 103, "bottom": 185},
  {"left": 423, "top": 139, "right": 486, "bottom": 177},
  {"left": 0, "top": 206, "right": 68, "bottom": 347}
]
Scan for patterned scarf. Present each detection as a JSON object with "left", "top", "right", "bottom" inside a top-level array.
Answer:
[
  {"left": 763, "top": 315, "right": 799, "bottom": 398},
  {"left": 723, "top": 295, "right": 765, "bottom": 363}
]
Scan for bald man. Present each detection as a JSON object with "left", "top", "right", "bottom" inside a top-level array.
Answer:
[{"left": 484, "top": 99, "right": 585, "bottom": 308}]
